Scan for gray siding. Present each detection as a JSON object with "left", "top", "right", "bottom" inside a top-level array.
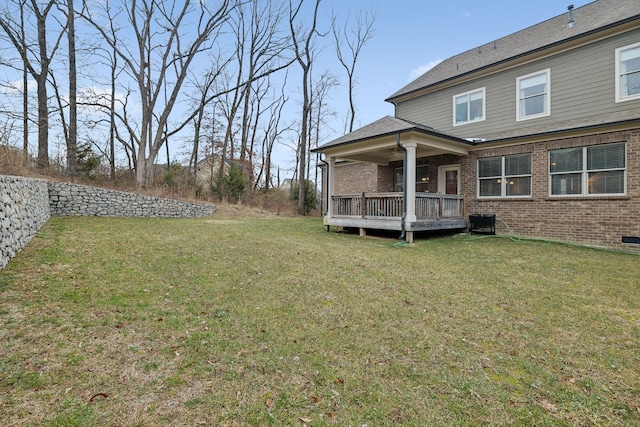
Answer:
[{"left": 396, "top": 29, "right": 640, "bottom": 139}]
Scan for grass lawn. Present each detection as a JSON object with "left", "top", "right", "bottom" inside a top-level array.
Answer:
[{"left": 1, "top": 210, "right": 639, "bottom": 426}]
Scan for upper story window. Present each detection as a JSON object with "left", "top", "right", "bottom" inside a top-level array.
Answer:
[
  {"left": 453, "top": 88, "right": 485, "bottom": 126},
  {"left": 478, "top": 153, "right": 531, "bottom": 198},
  {"left": 615, "top": 42, "right": 640, "bottom": 102},
  {"left": 549, "top": 143, "right": 626, "bottom": 196},
  {"left": 516, "top": 69, "right": 550, "bottom": 121}
]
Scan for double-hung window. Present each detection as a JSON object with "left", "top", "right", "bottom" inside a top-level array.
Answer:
[
  {"left": 516, "top": 69, "right": 550, "bottom": 121},
  {"left": 550, "top": 143, "right": 626, "bottom": 196},
  {"left": 453, "top": 88, "right": 485, "bottom": 125},
  {"left": 478, "top": 153, "right": 531, "bottom": 198},
  {"left": 615, "top": 42, "right": 640, "bottom": 102}
]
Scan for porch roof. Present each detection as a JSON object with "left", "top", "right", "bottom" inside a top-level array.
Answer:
[{"left": 313, "top": 116, "right": 474, "bottom": 164}]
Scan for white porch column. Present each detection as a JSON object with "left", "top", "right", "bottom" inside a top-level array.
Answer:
[
  {"left": 325, "top": 156, "right": 336, "bottom": 219},
  {"left": 403, "top": 142, "right": 417, "bottom": 223}
]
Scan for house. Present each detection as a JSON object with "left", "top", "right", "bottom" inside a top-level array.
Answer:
[
  {"left": 279, "top": 178, "right": 295, "bottom": 191},
  {"left": 313, "top": 0, "right": 640, "bottom": 250},
  {"left": 195, "top": 155, "right": 230, "bottom": 188}
]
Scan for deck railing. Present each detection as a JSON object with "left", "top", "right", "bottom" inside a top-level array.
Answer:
[{"left": 331, "top": 192, "right": 464, "bottom": 219}]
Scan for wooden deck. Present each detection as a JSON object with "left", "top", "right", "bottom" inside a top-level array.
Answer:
[{"left": 324, "top": 192, "right": 467, "bottom": 235}]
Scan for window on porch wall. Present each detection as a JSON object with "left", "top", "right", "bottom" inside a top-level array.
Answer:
[{"left": 394, "top": 165, "right": 430, "bottom": 193}]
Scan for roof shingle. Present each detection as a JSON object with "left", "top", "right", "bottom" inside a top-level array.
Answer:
[{"left": 387, "top": 0, "right": 640, "bottom": 102}]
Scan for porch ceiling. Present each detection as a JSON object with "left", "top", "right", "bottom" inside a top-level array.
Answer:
[{"left": 320, "top": 130, "right": 471, "bottom": 165}]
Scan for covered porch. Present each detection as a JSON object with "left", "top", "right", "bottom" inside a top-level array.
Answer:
[{"left": 315, "top": 116, "right": 475, "bottom": 242}]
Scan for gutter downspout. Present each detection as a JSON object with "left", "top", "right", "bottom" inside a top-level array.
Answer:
[
  {"left": 396, "top": 133, "right": 407, "bottom": 240},
  {"left": 319, "top": 152, "right": 328, "bottom": 217}
]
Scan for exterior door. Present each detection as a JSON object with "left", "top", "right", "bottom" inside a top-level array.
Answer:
[{"left": 438, "top": 165, "right": 461, "bottom": 195}]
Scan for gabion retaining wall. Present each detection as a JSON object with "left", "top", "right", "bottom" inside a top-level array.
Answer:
[
  {"left": 48, "top": 181, "right": 215, "bottom": 218},
  {"left": 0, "top": 175, "right": 51, "bottom": 269},
  {"left": 1, "top": 176, "right": 216, "bottom": 270}
]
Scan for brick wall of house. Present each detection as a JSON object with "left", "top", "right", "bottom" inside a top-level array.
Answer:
[
  {"left": 321, "top": 129, "right": 639, "bottom": 250},
  {"left": 462, "top": 129, "right": 640, "bottom": 250},
  {"left": 377, "top": 165, "right": 395, "bottom": 192},
  {"left": 334, "top": 162, "right": 381, "bottom": 194},
  {"left": 320, "top": 162, "right": 396, "bottom": 214}
]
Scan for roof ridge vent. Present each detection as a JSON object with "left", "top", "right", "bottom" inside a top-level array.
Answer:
[{"left": 567, "top": 4, "right": 575, "bottom": 28}]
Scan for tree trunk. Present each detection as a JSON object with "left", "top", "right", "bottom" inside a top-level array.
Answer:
[
  {"left": 35, "top": 75, "right": 48, "bottom": 168},
  {"left": 67, "top": 0, "right": 77, "bottom": 176},
  {"left": 35, "top": 2, "right": 51, "bottom": 168},
  {"left": 20, "top": 3, "right": 28, "bottom": 164}
]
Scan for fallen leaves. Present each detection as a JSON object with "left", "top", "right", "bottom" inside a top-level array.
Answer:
[
  {"left": 88, "top": 392, "right": 109, "bottom": 403},
  {"left": 538, "top": 398, "right": 558, "bottom": 413}
]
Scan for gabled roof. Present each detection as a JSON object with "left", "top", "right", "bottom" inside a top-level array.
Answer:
[
  {"left": 387, "top": 0, "right": 640, "bottom": 102},
  {"left": 314, "top": 115, "right": 471, "bottom": 151}
]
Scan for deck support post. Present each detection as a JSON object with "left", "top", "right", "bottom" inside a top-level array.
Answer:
[{"left": 359, "top": 228, "right": 366, "bottom": 237}]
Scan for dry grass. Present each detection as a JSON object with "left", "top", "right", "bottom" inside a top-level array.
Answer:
[
  {"left": 1, "top": 144, "right": 296, "bottom": 215},
  {"left": 1, "top": 213, "right": 639, "bottom": 426}
]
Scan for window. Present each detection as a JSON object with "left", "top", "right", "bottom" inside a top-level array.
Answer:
[
  {"left": 478, "top": 153, "right": 531, "bottom": 198},
  {"left": 516, "top": 69, "right": 550, "bottom": 121},
  {"left": 394, "top": 165, "right": 431, "bottom": 192},
  {"left": 615, "top": 42, "right": 640, "bottom": 102},
  {"left": 394, "top": 168, "right": 403, "bottom": 192},
  {"left": 550, "top": 143, "right": 626, "bottom": 196},
  {"left": 454, "top": 88, "right": 485, "bottom": 125}
]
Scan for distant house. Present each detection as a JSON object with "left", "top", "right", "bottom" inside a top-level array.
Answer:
[
  {"left": 313, "top": 0, "right": 640, "bottom": 249},
  {"left": 279, "top": 178, "right": 295, "bottom": 191},
  {"left": 195, "top": 155, "right": 230, "bottom": 188}
]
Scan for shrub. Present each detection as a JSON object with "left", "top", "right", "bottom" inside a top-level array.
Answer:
[
  {"left": 292, "top": 179, "right": 317, "bottom": 215},
  {"left": 215, "top": 162, "right": 248, "bottom": 203},
  {"left": 76, "top": 143, "right": 102, "bottom": 179}
]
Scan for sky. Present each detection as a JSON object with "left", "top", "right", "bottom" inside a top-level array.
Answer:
[
  {"left": 317, "top": 0, "right": 594, "bottom": 134},
  {"left": 0, "top": 0, "right": 596, "bottom": 180}
]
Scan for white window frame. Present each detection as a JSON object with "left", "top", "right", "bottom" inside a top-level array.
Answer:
[
  {"left": 516, "top": 69, "right": 551, "bottom": 121},
  {"left": 477, "top": 153, "right": 532, "bottom": 199},
  {"left": 549, "top": 143, "right": 626, "bottom": 197},
  {"left": 394, "top": 165, "right": 430, "bottom": 192},
  {"left": 453, "top": 87, "right": 486, "bottom": 126},
  {"left": 615, "top": 41, "right": 640, "bottom": 103},
  {"left": 437, "top": 164, "right": 461, "bottom": 195}
]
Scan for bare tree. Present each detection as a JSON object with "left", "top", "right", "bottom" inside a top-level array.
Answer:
[
  {"left": 20, "top": 0, "right": 29, "bottom": 163},
  {"left": 79, "top": 2, "right": 130, "bottom": 180},
  {"left": 308, "top": 70, "right": 338, "bottom": 193},
  {"left": 65, "top": 0, "right": 78, "bottom": 176},
  {"left": 254, "top": 73, "right": 290, "bottom": 191},
  {"left": 187, "top": 58, "right": 229, "bottom": 195},
  {"left": 238, "top": 0, "right": 290, "bottom": 163},
  {"left": 81, "top": 0, "right": 233, "bottom": 187},
  {"left": 332, "top": 8, "right": 375, "bottom": 133},
  {"left": 0, "top": 0, "right": 67, "bottom": 168},
  {"left": 289, "top": 0, "right": 325, "bottom": 215},
  {"left": 108, "top": 45, "right": 118, "bottom": 180},
  {"left": 215, "top": 0, "right": 291, "bottom": 191}
]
